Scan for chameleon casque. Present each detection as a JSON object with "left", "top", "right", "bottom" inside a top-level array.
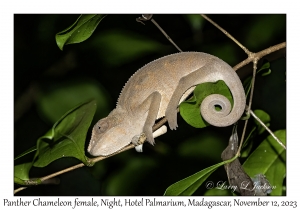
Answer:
[{"left": 88, "top": 52, "right": 246, "bottom": 156}]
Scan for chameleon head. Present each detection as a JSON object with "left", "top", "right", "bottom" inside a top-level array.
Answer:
[{"left": 87, "top": 108, "right": 143, "bottom": 156}]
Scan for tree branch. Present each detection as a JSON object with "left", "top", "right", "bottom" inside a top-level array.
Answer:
[{"left": 233, "top": 42, "right": 286, "bottom": 71}]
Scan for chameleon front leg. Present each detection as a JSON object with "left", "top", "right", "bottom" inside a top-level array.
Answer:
[
  {"left": 133, "top": 125, "right": 167, "bottom": 152},
  {"left": 134, "top": 91, "right": 162, "bottom": 145}
]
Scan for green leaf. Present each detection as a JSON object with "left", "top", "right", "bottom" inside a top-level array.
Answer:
[
  {"left": 257, "top": 62, "right": 271, "bottom": 76},
  {"left": 14, "top": 146, "right": 37, "bottom": 161},
  {"left": 179, "top": 80, "right": 233, "bottom": 128},
  {"left": 33, "top": 100, "right": 97, "bottom": 167},
  {"left": 253, "top": 109, "right": 271, "bottom": 134},
  {"left": 56, "top": 14, "right": 106, "bottom": 50},
  {"left": 164, "top": 156, "right": 237, "bottom": 196},
  {"left": 243, "top": 130, "right": 286, "bottom": 195},
  {"left": 88, "top": 29, "right": 165, "bottom": 67},
  {"left": 14, "top": 162, "right": 33, "bottom": 184},
  {"left": 14, "top": 177, "right": 26, "bottom": 185},
  {"left": 37, "top": 79, "right": 110, "bottom": 124}
]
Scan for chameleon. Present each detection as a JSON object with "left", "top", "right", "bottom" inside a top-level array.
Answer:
[{"left": 87, "top": 52, "right": 246, "bottom": 156}]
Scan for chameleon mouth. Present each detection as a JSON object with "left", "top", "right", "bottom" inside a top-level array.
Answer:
[{"left": 88, "top": 127, "right": 130, "bottom": 157}]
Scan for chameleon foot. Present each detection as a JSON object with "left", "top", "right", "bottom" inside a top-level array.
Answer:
[
  {"left": 165, "top": 109, "right": 178, "bottom": 130},
  {"left": 132, "top": 133, "right": 147, "bottom": 153}
]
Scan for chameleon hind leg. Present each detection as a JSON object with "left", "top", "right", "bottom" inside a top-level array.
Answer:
[{"left": 165, "top": 62, "right": 221, "bottom": 130}]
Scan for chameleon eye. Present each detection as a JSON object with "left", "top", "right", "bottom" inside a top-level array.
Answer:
[
  {"left": 99, "top": 122, "right": 108, "bottom": 132},
  {"left": 95, "top": 119, "right": 109, "bottom": 133}
]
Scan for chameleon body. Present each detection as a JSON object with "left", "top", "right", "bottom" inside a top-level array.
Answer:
[{"left": 88, "top": 52, "right": 246, "bottom": 156}]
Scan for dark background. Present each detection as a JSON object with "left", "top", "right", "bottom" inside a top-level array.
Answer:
[{"left": 14, "top": 14, "right": 286, "bottom": 195}]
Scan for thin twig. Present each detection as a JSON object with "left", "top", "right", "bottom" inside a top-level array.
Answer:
[
  {"left": 14, "top": 163, "right": 86, "bottom": 194},
  {"left": 238, "top": 120, "right": 249, "bottom": 156},
  {"left": 233, "top": 42, "right": 286, "bottom": 71},
  {"left": 201, "top": 14, "right": 251, "bottom": 55},
  {"left": 14, "top": 187, "right": 27, "bottom": 194},
  {"left": 41, "top": 163, "right": 85, "bottom": 181},
  {"left": 247, "top": 60, "right": 258, "bottom": 113},
  {"left": 249, "top": 109, "right": 286, "bottom": 149},
  {"left": 151, "top": 18, "right": 183, "bottom": 52},
  {"left": 237, "top": 59, "right": 257, "bottom": 156}
]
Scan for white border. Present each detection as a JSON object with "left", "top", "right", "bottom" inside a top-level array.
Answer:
[{"left": 1, "top": 0, "right": 299, "bottom": 209}]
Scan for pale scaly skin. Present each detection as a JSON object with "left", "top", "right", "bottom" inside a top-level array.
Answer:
[{"left": 88, "top": 52, "right": 246, "bottom": 156}]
